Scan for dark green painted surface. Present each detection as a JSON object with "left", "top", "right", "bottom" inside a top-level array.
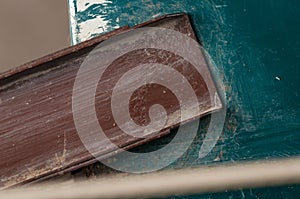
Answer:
[{"left": 69, "top": 0, "right": 300, "bottom": 198}]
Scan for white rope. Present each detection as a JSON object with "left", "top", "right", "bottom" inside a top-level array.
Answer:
[{"left": 1, "top": 157, "right": 300, "bottom": 199}]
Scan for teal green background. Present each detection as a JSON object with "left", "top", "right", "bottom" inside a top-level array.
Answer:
[{"left": 69, "top": 0, "right": 300, "bottom": 198}]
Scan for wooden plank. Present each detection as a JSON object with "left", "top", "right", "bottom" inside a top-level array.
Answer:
[{"left": 0, "top": 13, "right": 221, "bottom": 189}]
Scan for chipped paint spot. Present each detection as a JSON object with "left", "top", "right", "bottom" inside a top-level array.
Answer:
[
  {"left": 275, "top": 76, "right": 281, "bottom": 81},
  {"left": 56, "top": 133, "right": 67, "bottom": 165}
]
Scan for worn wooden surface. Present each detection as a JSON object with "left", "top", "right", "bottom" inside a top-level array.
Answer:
[{"left": 0, "top": 14, "right": 221, "bottom": 189}]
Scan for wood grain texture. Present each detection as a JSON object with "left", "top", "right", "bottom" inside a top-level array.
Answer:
[{"left": 0, "top": 13, "right": 221, "bottom": 189}]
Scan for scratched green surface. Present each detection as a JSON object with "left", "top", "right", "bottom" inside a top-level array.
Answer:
[{"left": 69, "top": 0, "right": 300, "bottom": 198}]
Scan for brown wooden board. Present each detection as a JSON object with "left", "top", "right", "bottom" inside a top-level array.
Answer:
[{"left": 0, "top": 13, "right": 221, "bottom": 189}]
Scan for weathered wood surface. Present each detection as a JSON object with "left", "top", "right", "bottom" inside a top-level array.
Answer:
[{"left": 0, "top": 13, "right": 221, "bottom": 189}]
